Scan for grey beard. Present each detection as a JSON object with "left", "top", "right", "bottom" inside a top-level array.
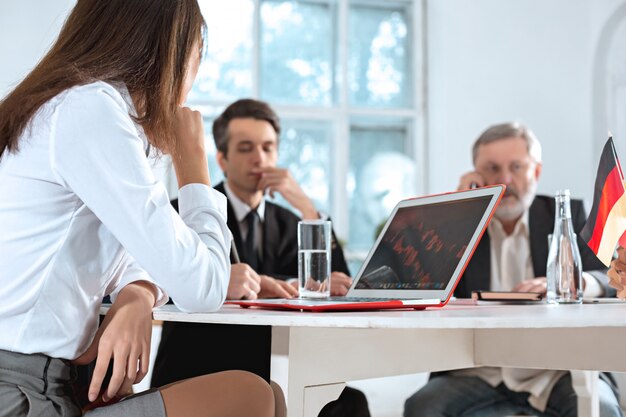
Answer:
[
  {"left": 495, "top": 202, "right": 526, "bottom": 222},
  {"left": 495, "top": 181, "right": 537, "bottom": 222}
]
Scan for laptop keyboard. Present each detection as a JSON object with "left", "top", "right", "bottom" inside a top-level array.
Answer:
[{"left": 328, "top": 297, "right": 407, "bottom": 302}]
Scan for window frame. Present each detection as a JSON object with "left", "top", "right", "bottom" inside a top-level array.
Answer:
[{"left": 188, "top": 0, "right": 427, "bottom": 261}]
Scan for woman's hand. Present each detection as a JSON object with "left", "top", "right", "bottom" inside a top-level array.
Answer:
[
  {"left": 73, "top": 281, "right": 157, "bottom": 403},
  {"left": 172, "top": 106, "right": 210, "bottom": 188}
]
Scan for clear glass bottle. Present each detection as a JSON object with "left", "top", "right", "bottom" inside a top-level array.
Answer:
[{"left": 546, "top": 189, "right": 583, "bottom": 304}]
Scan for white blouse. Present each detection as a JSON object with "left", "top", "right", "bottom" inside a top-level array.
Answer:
[{"left": 0, "top": 81, "right": 231, "bottom": 360}]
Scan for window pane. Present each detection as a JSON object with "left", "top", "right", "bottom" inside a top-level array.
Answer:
[
  {"left": 202, "top": 115, "right": 226, "bottom": 187},
  {"left": 349, "top": 4, "right": 410, "bottom": 107},
  {"left": 272, "top": 120, "right": 332, "bottom": 214},
  {"left": 191, "top": 0, "right": 254, "bottom": 102},
  {"left": 260, "top": 1, "right": 334, "bottom": 105},
  {"left": 347, "top": 121, "right": 416, "bottom": 260}
]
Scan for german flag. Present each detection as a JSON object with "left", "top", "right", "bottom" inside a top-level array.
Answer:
[{"left": 580, "top": 137, "right": 626, "bottom": 266}]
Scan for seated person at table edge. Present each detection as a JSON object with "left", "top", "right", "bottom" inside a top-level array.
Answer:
[
  {"left": 404, "top": 123, "right": 621, "bottom": 417},
  {"left": 152, "top": 99, "right": 370, "bottom": 417},
  {"left": 0, "top": 0, "right": 279, "bottom": 415},
  {"left": 608, "top": 246, "right": 626, "bottom": 297}
]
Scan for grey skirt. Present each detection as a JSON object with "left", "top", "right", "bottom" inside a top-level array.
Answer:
[{"left": 0, "top": 349, "right": 166, "bottom": 417}]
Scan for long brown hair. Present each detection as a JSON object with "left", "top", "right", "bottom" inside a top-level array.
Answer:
[{"left": 0, "top": 0, "right": 206, "bottom": 160}]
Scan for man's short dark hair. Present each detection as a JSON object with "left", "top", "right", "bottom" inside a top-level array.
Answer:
[{"left": 212, "top": 99, "right": 281, "bottom": 156}]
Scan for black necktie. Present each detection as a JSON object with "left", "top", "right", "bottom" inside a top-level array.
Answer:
[{"left": 244, "top": 210, "right": 260, "bottom": 271}]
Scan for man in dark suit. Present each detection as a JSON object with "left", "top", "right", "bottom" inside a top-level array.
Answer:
[
  {"left": 404, "top": 123, "right": 621, "bottom": 417},
  {"left": 152, "top": 99, "right": 370, "bottom": 417},
  {"left": 454, "top": 194, "right": 612, "bottom": 298}
]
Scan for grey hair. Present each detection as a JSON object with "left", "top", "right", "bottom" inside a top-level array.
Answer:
[{"left": 472, "top": 122, "right": 542, "bottom": 164}]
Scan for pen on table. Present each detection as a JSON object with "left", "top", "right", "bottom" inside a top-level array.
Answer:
[
  {"left": 229, "top": 231, "right": 241, "bottom": 264},
  {"left": 228, "top": 233, "right": 248, "bottom": 301},
  {"left": 229, "top": 233, "right": 260, "bottom": 301}
]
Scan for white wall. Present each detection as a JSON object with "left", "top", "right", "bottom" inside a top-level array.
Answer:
[
  {"left": 426, "top": 0, "right": 626, "bottom": 206},
  {"left": 3, "top": 0, "right": 626, "bottom": 206},
  {"left": 0, "top": 0, "right": 74, "bottom": 97}
]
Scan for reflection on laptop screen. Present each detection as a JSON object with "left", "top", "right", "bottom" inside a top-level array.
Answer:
[{"left": 355, "top": 196, "right": 492, "bottom": 290}]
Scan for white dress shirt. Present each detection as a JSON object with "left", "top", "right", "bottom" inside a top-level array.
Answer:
[
  {"left": 455, "top": 212, "right": 602, "bottom": 411},
  {"left": 488, "top": 212, "right": 534, "bottom": 291},
  {"left": 455, "top": 214, "right": 565, "bottom": 411},
  {"left": 0, "top": 81, "right": 231, "bottom": 360}
]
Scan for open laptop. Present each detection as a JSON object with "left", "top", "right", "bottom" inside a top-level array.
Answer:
[{"left": 230, "top": 185, "right": 505, "bottom": 311}]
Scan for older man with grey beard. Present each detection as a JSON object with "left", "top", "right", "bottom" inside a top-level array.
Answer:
[{"left": 404, "top": 122, "right": 621, "bottom": 417}]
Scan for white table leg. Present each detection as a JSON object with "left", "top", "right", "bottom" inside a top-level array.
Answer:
[
  {"left": 281, "top": 326, "right": 474, "bottom": 417},
  {"left": 571, "top": 370, "right": 599, "bottom": 417}
]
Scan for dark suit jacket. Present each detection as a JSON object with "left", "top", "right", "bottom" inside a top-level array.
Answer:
[
  {"left": 435, "top": 195, "right": 618, "bottom": 398},
  {"left": 151, "top": 183, "right": 350, "bottom": 387},
  {"left": 214, "top": 182, "right": 349, "bottom": 277},
  {"left": 453, "top": 195, "right": 613, "bottom": 299}
]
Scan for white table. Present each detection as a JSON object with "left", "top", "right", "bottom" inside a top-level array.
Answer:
[{"left": 146, "top": 302, "right": 626, "bottom": 417}]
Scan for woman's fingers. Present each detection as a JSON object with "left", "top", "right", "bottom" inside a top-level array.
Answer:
[
  {"left": 102, "top": 343, "right": 131, "bottom": 402},
  {"left": 88, "top": 341, "right": 112, "bottom": 402},
  {"left": 85, "top": 282, "right": 155, "bottom": 402},
  {"left": 92, "top": 340, "right": 149, "bottom": 402},
  {"left": 135, "top": 346, "right": 150, "bottom": 383},
  {"left": 124, "top": 347, "right": 140, "bottom": 385},
  {"left": 115, "top": 355, "right": 137, "bottom": 400}
]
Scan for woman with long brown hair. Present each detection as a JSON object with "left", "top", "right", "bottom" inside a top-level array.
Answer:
[{"left": 0, "top": 0, "right": 278, "bottom": 416}]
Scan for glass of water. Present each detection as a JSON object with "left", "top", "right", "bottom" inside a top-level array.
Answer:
[{"left": 298, "top": 220, "right": 331, "bottom": 298}]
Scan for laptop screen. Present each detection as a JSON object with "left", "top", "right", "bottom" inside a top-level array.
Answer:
[{"left": 355, "top": 195, "right": 493, "bottom": 291}]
